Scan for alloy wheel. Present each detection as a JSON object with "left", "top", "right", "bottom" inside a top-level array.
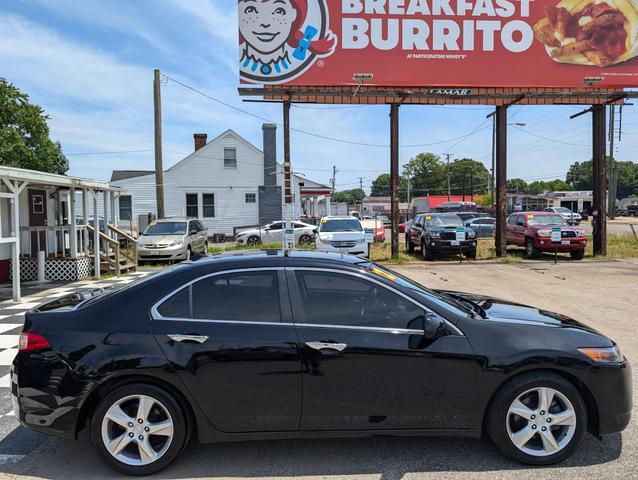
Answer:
[
  {"left": 101, "top": 394, "right": 174, "bottom": 466},
  {"left": 506, "top": 387, "right": 576, "bottom": 457}
]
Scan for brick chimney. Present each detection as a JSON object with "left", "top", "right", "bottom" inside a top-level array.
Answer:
[{"left": 193, "top": 133, "right": 207, "bottom": 152}]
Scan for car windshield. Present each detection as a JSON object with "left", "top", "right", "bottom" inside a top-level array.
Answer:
[
  {"left": 554, "top": 207, "right": 572, "bottom": 213},
  {"left": 320, "top": 219, "right": 363, "bottom": 232},
  {"left": 143, "top": 221, "right": 187, "bottom": 235},
  {"left": 424, "top": 214, "right": 464, "bottom": 227},
  {"left": 527, "top": 215, "right": 566, "bottom": 226}
]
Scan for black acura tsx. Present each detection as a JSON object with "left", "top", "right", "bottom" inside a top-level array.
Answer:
[{"left": 12, "top": 250, "right": 631, "bottom": 475}]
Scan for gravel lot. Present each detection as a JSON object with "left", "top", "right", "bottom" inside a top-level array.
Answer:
[{"left": 0, "top": 260, "right": 636, "bottom": 480}]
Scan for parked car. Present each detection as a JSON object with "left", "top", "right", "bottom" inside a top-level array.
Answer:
[
  {"left": 464, "top": 216, "right": 496, "bottom": 237},
  {"left": 506, "top": 212, "right": 587, "bottom": 259},
  {"left": 456, "top": 212, "right": 483, "bottom": 223},
  {"left": 627, "top": 205, "right": 638, "bottom": 217},
  {"left": 376, "top": 215, "right": 391, "bottom": 228},
  {"left": 315, "top": 216, "right": 368, "bottom": 257},
  {"left": 236, "top": 221, "right": 316, "bottom": 246},
  {"left": 544, "top": 207, "right": 582, "bottom": 225},
  {"left": 406, "top": 213, "right": 477, "bottom": 260},
  {"left": 137, "top": 218, "right": 208, "bottom": 263},
  {"left": 360, "top": 218, "right": 385, "bottom": 242},
  {"left": 398, "top": 219, "right": 413, "bottom": 233},
  {"left": 12, "top": 250, "right": 631, "bottom": 474},
  {"left": 433, "top": 201, "right": 479, "bottom": 213}
]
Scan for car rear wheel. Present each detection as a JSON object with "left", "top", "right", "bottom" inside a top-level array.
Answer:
[
  {"left": 406, "top": 238, "right": 414, "bottom": 253},
  {"left": 570, "top": 249, "right": 585, "bottom": 260},
  {"left": 299, "top": 234, "right": 313, "bottom": 245},
  {"left": 487, "top": 372, "right": 586, "bottom": 465},
  {"left": 91, "top": 383, "right": 188, "bottom": 476},
  {"left": 246, "top": 236, "right": 261, "bottom": 246},
  {"left": 525, "top": 238, "right": 540, "bottom": 258}
]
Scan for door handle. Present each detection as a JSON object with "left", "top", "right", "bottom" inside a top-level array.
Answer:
[
  {"left": 167, "top": 334, "right": 208, "bottom": 344},
  {"left": 305, "top": 341, "right": 347, "bottom": 352}
]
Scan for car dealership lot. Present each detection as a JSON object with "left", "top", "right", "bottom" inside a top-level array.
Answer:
[{"left": 0, "top": 260, "right": 635, "bottom": 479}]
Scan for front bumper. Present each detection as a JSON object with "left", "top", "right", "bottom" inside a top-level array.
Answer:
[
  {"left": 582, "top": 359, "right": 632, "bottom": 435},
  {"left": 426, "top": 239, "right": 477, "bottom": 252},
  {"left": 316, "top": 241, "right": 369, "bottom": 257},
  {"left": 533, "top": 237, "right": 587, "bottom": 252},
  {"left": 137, "top": 244, "right": 188, "bottom": 261}
]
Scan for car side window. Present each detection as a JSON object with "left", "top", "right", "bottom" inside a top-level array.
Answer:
[
  {"left": 269, "top": 222, "right": 283, "bottom": 230},
  {"left": 293, "top": 271, "right": 424, "bottom": 330},
  {"left": 157, "top": 287, "right": 190, "bottom": 318},
  {"left": 192, "top": 271, "right": 281, "bottom": 322},
  {"left": 507, "top": 215, "right": 516, "bottom": 225}
]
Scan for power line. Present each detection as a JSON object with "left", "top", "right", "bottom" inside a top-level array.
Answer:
[{"left": 65, "top": 149, "right": 154, "bottom": 156}]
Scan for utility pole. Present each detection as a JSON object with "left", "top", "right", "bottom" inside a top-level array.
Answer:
[
  {"left": 445, "top": 153, "right": 453, "bottom": 201},
  {"left": 390, "top": 104, "right": 400, "bottom": 259},
  {"left": 331, "top": 165, "right": 337, "bottom": 191},
  {"left": 153, "top": 69, "right": 165, "bottom": 219},
  {"left": 358, "top": 177, "right": 364, "bottom": 191},
  {"left": 405, "top": 165, "right": 413, "bottom": 213},
  {"left": 608, "top": 104, "right": 617, "bottom": 219},
  {"left": 470, "top": 170, "right": 474, "bottom": 202}
]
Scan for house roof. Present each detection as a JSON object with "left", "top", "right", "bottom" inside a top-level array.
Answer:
[
  {"left": 0, "top": 165, "right": 119, "bottom": 191},
  {"left": 110, "top": 170, "right": 154, "bottom": 182}
]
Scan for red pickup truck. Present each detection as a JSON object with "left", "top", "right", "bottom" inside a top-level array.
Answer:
[{"left": 506, "top": 212, "right": 587, "bottom": 260}]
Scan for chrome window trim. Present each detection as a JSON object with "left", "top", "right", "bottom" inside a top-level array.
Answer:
[
  {"left": 150, "top": 267, "right": 285, "bottom": 321},
  {"left": 289, "top": 267, "right": 464, "bottom": 336},
  {"left": 150, "top": 266, "right": 464, "bottom": 336}
]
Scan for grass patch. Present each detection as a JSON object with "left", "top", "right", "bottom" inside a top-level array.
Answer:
[{"left": 208, "top": 242, "right": 315, "bottom": 255}]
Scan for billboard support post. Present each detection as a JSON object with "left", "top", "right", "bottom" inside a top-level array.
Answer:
[
  {"left": 283, "top": 100, "right": 293, "bottom": 254},
  {"left": 390, "top": 103, "right": 400, "bottom": 260},
  {"left": 592, "top": 104, "right": 607, "bottom": 256},
  {"left": 495, "top": 106, "right": 508, "bottom": 257}
]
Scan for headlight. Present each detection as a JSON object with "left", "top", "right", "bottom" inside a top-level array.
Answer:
[
  {"left": 318, "top": 236, "right": 331, "bottom": 244},
  {"left": 170, "top": 239, "right": 183, "bottom": 246},
  {"left": 537, "top": 229, "right": 551, "bottom": 237},
  {"left": 430, "top": 232, "right": 441, "bottom": 239},
  {"left": 574, "top": 229, "right": 585, "bottom": 236},
  {"left": 137, "top": 240, "right": 145, "bottom": 247},
  {"left": 467, "top": 229, "right": 476, "bottom": 238},
  {"left": 577, "top": 346, "right": 623, "bottom": 363}
]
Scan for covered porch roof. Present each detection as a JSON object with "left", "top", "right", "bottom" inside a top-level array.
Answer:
[{"left": 0, "top": 165, "right": 120, "bottom": 192}]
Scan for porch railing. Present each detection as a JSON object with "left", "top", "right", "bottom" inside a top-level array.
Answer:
[{"left": 19, "top": 225, "right": 88, "bottom": 257}]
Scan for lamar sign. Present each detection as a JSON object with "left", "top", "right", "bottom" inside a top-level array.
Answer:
[{"left": 238, "top": 0, "right": 638, "bottom": 87}]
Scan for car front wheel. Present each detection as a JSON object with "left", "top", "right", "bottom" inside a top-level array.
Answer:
[
  {"left": 406, "top": 238, "right": 414, "bottom": 253},
  {"left": 487, "top": 372, "right": 586, "bottom": 465},
  {"left": 570, "top": 249, "right": 585, "bottom": 260},
  {"left": 91, "top": 383, "right": 188, "bottom": 475},
  {"left": 421, "top": 240, "right": 433, "bottom": 260},
  {"left": 525, "top": 238, "right": 540, "bottom": 258}
]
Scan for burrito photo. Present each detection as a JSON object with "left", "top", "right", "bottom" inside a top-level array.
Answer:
[{"left": 534, "top": 0, "right": 638, "bottom": 67}]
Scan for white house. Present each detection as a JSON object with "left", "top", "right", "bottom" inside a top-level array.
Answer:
[{"left": 110, "top": 124, "right": 332, "bottom": 237}]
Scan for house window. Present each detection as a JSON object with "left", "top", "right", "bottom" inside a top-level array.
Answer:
[
  {"left": 202, "top": 193, "right": 215, "bottom": 218},
  {"left": 119, "top": 195, "right": 132, "bottom": 221},
  {"left": 245, "top": 193, "right": 256, "bottom": 204},
  {"left": 224, "top": 148, "right": 237, "bottom": 168},
  {"left": 32, "top": 195, "right": 44, "bottom": 214},
  {"left": 186, "top": 193, "right": 199, "bottom": 217}
]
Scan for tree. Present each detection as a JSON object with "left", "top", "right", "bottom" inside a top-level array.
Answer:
[
  {"left": 507, "top": 178, "right": 528, "bottom": 193},
  {"left": 370, "top": 173, "right": 391, "bottom": 197},
  {"left": 447, "top": 158, "right": 489, "bottom": 196},
  {"left": 403, "top": 153, "right": 446, "bottom": 197},
  {"left": 526, "top": 179, "right": 572, "bottom": 195},
  {"left": 565, "top": 159, "right": 638, "bottom": 198},
  {"left": 566, "top": 160, "right": 592, "bottom": 190},
  {"left": 0, "top": 78, "right": 68, "bottom": 174},
  {"left": 332, "top": 188, "right": 366, "bottom": 204}
]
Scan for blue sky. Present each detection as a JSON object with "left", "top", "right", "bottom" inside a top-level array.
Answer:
[{"left": 1, "top": 0, "right": 636, "bottom": 194}]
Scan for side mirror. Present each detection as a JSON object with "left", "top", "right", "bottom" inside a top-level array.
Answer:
[
  {"left": 313, "top": 228, "right": 318, "bottom": 234},
  {"left": 517, "top": 220, "right": 525, "bottom": 226},
  {"left": 407, "top": 313, "right": 448, "bottom": 349}
]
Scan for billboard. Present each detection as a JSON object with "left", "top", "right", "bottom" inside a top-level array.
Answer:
[{"left": 238, "top": 0, "right": 638, "bottom": 88}]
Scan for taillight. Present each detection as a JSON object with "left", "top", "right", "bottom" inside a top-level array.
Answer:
[{"left": 18, "top": 332, "right": 50, "bottom": 352}]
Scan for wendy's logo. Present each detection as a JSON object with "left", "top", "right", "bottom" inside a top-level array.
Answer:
[{"left": 239, "top": 0, "right": 337, "bottom": 84}]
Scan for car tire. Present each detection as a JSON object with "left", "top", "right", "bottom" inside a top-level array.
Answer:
[
  {"left": 421, "top": 240, "right": 433, "bottom": 260},
  {"left": 487, "top": 371, "right": 587, "bottom": 466},
  {"left": 90, "top": 383, "right": 189, "bottom": 476},
  {"left": 569, "top": 249, "right": 585, "bottom": 260},
  {"left": 203, "top": 241, "right": 209, "bottom": 255},
  {"left": 406, "top": 239, "right": 414, "bottom": 254},
  {"left": 466, "top": 248, "right": 477, "bottom": 259},
  {"left": 185, "top": 246, "right": 191, "bottom": 261},
  {"left": 299, "top": 234, "right": 312, "bottom": 245},
  {"left": 525, "top": 238, "right": 540, "bottom": 258},
  {"left": 246, "top": 236, "right": 261, "bottom": 246}
]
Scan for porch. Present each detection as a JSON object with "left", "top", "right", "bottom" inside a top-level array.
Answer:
[{"left": 0, "top": 166, "right": 138, "bottom": 302}]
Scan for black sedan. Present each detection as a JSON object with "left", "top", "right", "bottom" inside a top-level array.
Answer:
[
  {"left": 406, "top": 213, "right": 478, "bottom": 259},
  {"left": 12, "top": 250, "right": 631, "bottom": 475}
]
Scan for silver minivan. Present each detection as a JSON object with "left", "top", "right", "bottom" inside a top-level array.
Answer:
[{"left": 137, "top": 217, "right": 208, "bottom": 263}]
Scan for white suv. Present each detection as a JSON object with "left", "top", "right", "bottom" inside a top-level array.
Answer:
[
  {"left": 544, "top": 207, "right": 582, "bottom": 225},
  {"left": 315, "top": 216, "right": 369, "bottom": 257}
]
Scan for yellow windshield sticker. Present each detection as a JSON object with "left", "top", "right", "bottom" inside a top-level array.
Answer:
[
  {"left": 527, "top": 214, "right": 534, "bottom": 219},
  {"left": 149, "top": 220, "right": 157, "bottom": 226},
  {"left": 371, "top": 267, "right": 396, "bottom": 282},
  {"left": 425, "top": 216, "right": 432, "bottom": 220},
  {"left": 321, "top": 218, "right": 328, "bottom": 223}
]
